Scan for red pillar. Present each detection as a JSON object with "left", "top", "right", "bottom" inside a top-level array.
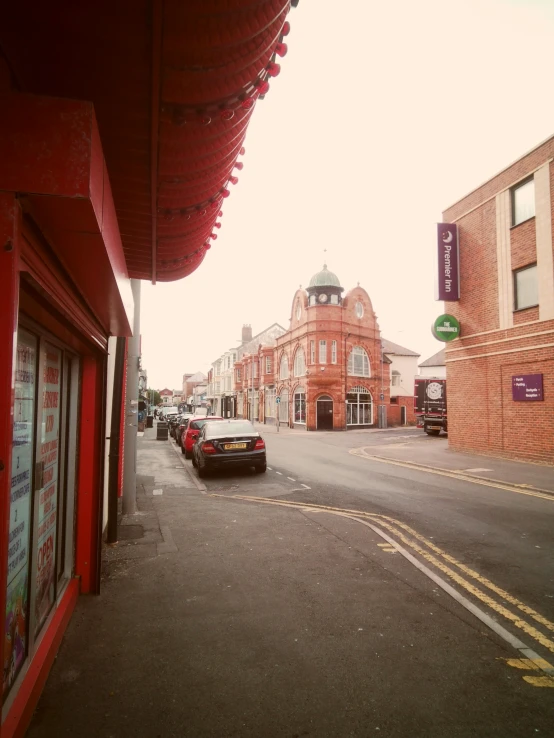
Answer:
[
  {"left": 75, "top": 355, "right": 105, "bottom": 594},
  {"left": 0, "top": 193, "right": 21, "bottom": 703}
]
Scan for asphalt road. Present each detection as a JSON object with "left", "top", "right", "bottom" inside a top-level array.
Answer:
[{"left": 194, "top": 427, "right": 554, "bottom": 675}]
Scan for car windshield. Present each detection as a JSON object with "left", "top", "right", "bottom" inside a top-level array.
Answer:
[
  {"left": 189, "top": 418, "right": 223, "bottom": 430},
  {"left": 205, "top": 421, "right": 256, "bottom": 437}
]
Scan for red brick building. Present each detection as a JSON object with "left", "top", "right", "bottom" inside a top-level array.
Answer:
[
  {"left": 235, "top": 266, "right": 398, "bottom": 430},
  {"left": 442, "top": 135, "right": 554, "bottom": 463}
]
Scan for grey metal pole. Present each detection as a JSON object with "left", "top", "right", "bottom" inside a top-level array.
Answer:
[{"left": 123, "top": 279, "right": 141, "bottom": 515}]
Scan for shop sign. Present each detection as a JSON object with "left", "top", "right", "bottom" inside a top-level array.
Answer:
[
  {"left": 4, "top": 332, "right": 36, "bottom": 695},
  {"left": 436, "top": 223, "right": 460, "bottom": 301},
  {"left": 432, "top": 314, "right": 461, "bottom": 342},
  {"left": 512, "top": 374, "right": 544, "bottom": 402}
]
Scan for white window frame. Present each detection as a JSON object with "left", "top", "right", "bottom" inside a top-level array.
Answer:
[
  {"left": 391, "top": 370, "right": 401, "bottom": 387},
  {"left": 319, "top": 340, "right": 327, "bottom": 364},
  {"left": 294, "top": 347, "right": 306, "bottom": 377},
  {"left": 331, "top": 340, "right": 337, "bottom": 364},
  {"left": 293, "top": 388, "right": 306, "bottom": 424},
  {"left": 253, "top": 361, "right": 258, "bottom": 378},
  {"left": 265, "top": 356, "right": 272, "bottom": 374},
  {"left": 511, "top": 177, "right": 535, "bottom": 226},
  {"left": 347, "top": 346, "right": 370, "bottom": 377},
  {"left": 236, "top": 368, "right": 241, "bottom": 381},
  {"left": 514, "top": 263, "right": 539, "bottom": 311},
  {"left": 310, "top": 340, "right": 315, "bottom": 364}
]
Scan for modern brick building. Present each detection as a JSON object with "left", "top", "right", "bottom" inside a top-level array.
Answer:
[
  {"left": 442, "top": 135, "right": 554, "bottom": 463},
  {"left": 233, "top": 266, "right": 417, "bottom": 430}
]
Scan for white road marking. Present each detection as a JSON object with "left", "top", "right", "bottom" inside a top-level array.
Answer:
[
  {"left": 275, "top": 471, "right": 283, "bottom": 475},
  {"left": 267, "top": 467, "right": 273, "bottom": 471},
  {"left": 287, "top": 477, "right": 296, "bottom": 481},
  {"left": 301, "top": 483, "right": 311, "bottom": 489},
  {"left": 464, "top": 467, "right": 493, "bottom": 473},
  {"left": 153, "top": 489, "right": 163, "bottom": 496}
]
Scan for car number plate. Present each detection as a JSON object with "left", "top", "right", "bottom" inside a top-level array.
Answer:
[{"left": 224, "top": 442, "right": 247, "bottom": 450}]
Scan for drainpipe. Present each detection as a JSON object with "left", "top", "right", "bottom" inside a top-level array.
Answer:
[{"left": 122, "top": 279, "right": 141, "bottom": 516}]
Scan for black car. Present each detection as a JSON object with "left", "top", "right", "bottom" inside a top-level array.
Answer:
[
  {"left": 192, "top": 419, "right": 266, "bottom": 478},
  {"left": 168, "top": 414, "right": 181, "bottom": 438}
]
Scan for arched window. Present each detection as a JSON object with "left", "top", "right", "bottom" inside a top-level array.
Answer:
[
  {"left": 293, "top": 347, "right": 306, "bottom": 377},
  {"left": 347, "top": 386, "right": 373, "bottom": 425},
  {"left": 294, "top": 388, "right": 306, "bottom": 424},
  {"left": 279, "top": 354, "right": 289, "bottom": 380},
  {"left": 347, "top": 346, "right": 370, "bottom": 377}
]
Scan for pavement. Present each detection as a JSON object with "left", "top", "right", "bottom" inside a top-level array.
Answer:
[{"left": 26, "top": 424, "right": 554, "bottom": 737}]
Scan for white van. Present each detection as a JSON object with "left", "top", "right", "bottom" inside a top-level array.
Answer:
[{"left": 159, "top": 406, "right": 179, "bottom": 420}]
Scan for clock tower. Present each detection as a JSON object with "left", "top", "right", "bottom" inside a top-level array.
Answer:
[{"left": 306, "top": 264, "right": 344, "bottom": 306}]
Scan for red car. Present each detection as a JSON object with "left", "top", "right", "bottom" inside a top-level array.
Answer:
[{"left": 182, "top": 415, "right": 224, "bottom": 458}]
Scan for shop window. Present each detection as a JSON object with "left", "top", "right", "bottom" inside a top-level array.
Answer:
[
  {"left": 347, "top": 346, "right": 370, "bottom": 377},
  {"left": 347, "top": 386, "right": 373, "bottom": 425},
  {"left": 294, "top": 347, "right": 306, "bottom": 377},
  {"left": 514, "top": 264, "right": 538, "bottom": 310},
  {"left": 5, "top": 328, "right": 79, "bottom": 700},
  {"left": 511, "top": 177, "right": 535, "bottom": 226},
  {"left": 265, "top": 387, "right": 276, "bottom": 417},
  {"left": 294, "top": 389, "right": 306, "bottom": 424}
]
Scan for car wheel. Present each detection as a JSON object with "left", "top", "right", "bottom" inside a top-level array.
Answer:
[
  {"left": 192, "top": 453, "right": 198, "bottom": 468},
  {"left": 255, "top": 463, "right": 267, "bottom": 474},
  {"left": 184, "top": 448, "right": 192, "bottom": 459},
  {"left": 197, "top": 465, "right": 207, "bottom": 478},
  {"left": 181, "top": 445, "right": 186, "bottom": 455}
]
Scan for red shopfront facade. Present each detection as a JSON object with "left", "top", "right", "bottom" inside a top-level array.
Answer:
[{"left": 0, "top": 96, "right": 133, "bottom": 737}]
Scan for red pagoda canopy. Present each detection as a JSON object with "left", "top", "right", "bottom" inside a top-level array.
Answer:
[{"left": 0, "top": 0, "right": 296, "bottom": 283}]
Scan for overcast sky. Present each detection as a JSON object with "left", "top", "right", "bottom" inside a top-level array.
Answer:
[{"left": 141, "top": 0, "right": 554, "bottom": 391}]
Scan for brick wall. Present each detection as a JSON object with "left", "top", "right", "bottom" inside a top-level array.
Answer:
[{"left": 443, "top": 137, "right": 554, "bottom": 464}]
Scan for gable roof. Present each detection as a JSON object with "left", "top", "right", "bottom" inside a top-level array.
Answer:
[
  {"left": 381, "top": 338, "right": 420, "bottom": 357},
  {"left": 419, "top": 348, "right": 446, "bottom": 367},
  {"left": 185, "top": 371, "right": 206, "bottom": 381}
]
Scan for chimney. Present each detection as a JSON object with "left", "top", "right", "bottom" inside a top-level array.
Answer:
[{"left": 242, "top": 324, "right": 252, "bottom": 343}]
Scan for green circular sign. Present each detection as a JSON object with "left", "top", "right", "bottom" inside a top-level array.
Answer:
[{"left": 432, "top": 314, "right": 460, "bottom": 342}]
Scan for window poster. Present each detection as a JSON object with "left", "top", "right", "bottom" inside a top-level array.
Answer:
[
  {"left": 4, "top": 331, "right": 36, "bottom": 695},
  {"left": 34, "top": 343, "right": 61, "bottom": 636}
]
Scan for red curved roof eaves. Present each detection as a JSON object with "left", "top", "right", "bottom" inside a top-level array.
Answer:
[
  {"left": 149, "top": 0, "right": 294, "bottom": 282},
  {"left": 0, "top": 1, "right": 295, "bottom": 283}
]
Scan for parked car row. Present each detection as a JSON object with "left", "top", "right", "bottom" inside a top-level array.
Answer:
[{"left": 166, "top": 415, "right": 267, "bottom": 478}]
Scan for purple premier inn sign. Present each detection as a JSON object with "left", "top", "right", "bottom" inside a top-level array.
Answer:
[
  {"left": 436, "top": 223, "right": 460, "bottom": 301},
  {"left": 512, "top": 374, "right": 544, "bottom": 402}
]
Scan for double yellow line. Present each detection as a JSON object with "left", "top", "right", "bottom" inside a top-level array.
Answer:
[
  {"left": 210, "top": 492, "right": 554, "bottom": 682},
  {"left": 349, "top": 448, "right": 554, "bottom": 503}
]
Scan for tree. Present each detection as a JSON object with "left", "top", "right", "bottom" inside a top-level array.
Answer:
[{"left": 148, "top": 388, "right": 162, "bottom": 406}]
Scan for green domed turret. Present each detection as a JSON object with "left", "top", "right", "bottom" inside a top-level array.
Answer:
[
  {"left": 306, "top": 264, "right": 344, "bottom": 307},
  {"left": 308, "top": 264, "right": 342, "bottom": 289}
]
